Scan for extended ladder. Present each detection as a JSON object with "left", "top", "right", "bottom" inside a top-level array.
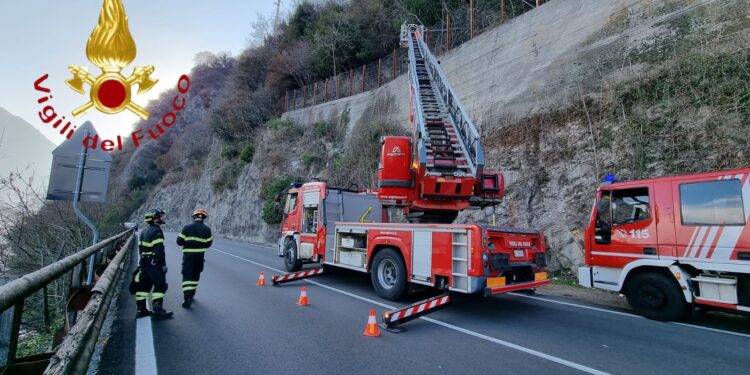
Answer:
[{"left": 402, "top": 24, "right": 485, "bottom": 178}]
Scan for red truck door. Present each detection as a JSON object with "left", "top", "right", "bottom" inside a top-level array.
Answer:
[
  {"left": 674, "top": 173, "right": 749, "bottom": 262},
  {"left": 592, "top": 184, "right": 658, "bottom": 267},
  {"left": 281, "top": 191, "right": 300, "bottom": 233},
  {"left": 298, "top": 189, "right": 321, "bottom": 259}
]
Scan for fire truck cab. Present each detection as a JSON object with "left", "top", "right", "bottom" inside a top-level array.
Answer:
[{"left": 579, "top": 168, "right": 750, "bottom": 320}]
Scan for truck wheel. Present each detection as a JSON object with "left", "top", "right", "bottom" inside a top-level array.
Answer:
[
  {"left": 371, "top": 248, "right": 407, "bottom": 300},
  {"left": 625, "top": 273, "right": 688, "bottom": 321},
  {"left": 283, "top": 240, "right": 302, "bottom": 272}
]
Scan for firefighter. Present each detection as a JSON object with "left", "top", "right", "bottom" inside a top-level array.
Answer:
[
  {"left": 134, "top": 208, "right": 173, "bottom": 319},
  {"left": 176, "top": 208, "right": 213, "bottom": 308}
]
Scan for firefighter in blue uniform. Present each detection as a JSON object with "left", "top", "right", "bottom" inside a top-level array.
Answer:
[
  {"left": 176, "top": 208, "right": 213, "bottom": 308},
  {"left": 133, "top": 208, "right": 173, "bottom": 319}
]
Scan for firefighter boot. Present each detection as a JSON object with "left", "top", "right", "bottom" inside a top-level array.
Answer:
[
  {"left": 151, "top": 301, "right": 173, "bottom": 320},
  {"left": 182, "top": 296, "right": 193, "bottom": 309},
  {"left": 136, "top": 300, "right": 152, "bottom": 319}
]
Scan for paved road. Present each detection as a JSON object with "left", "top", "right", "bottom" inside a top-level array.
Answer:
[{"left": 100, "top": 233, "right": 750, "bottom": 375}]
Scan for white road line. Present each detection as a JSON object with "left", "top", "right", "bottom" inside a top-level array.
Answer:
[
  {"left": 210, "top": 247, "right": 609, "bottom": 375},
  {"left": 215, "top": 244, "right": 750, "bottom": 340},
  {"left": 507, "top": 293, "right": 641, "bottom": 319},
  {"left": 669, "top": 322, "right": 750, "bottom": 339},
  {"left": 135, "top": 317, "right": 158, "bottom": 375},
  {"left": 508, "top": 293, "right": 750, "bottom": 339}
]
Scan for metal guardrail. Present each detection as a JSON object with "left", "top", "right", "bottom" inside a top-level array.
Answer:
[
  {"left": 45, "top": 233, "right": 135, "bottom": 375},
  {"left": 0, "top": 229, "right": 134, "bottom": 375}
]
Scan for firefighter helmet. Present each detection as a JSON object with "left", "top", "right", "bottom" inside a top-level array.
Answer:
[
  {"left": 144, "top": 208, "right": 166, "bottom": 223},
  {"left": 192, "top": 208, "right": 208, "bottom": 220}
]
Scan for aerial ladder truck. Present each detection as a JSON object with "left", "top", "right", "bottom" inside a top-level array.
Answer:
[{"left": 277, "top": 24, "right": 550, "bottom": 320}]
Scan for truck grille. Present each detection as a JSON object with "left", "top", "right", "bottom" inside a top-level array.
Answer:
[{"left": 489, "top": 253, "right": 509, "bottom": 271}]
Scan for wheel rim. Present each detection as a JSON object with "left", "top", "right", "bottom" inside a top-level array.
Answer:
[
  {"left": 637, "top": 284, "right": 665, "bottom": 309},
  {"left": 285, "top": 248, "right": 294, "bottom": 266},
  {"left": 377, "top": 259, "right": 397, "bottom": 289}
]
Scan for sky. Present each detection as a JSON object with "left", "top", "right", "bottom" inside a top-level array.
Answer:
[{"left": 0, "top": 1, "right": 292, "bottom": 145}]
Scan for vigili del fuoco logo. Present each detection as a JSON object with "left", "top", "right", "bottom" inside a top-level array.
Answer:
[{"left": 33, "top": 0, "right": 191, "bottom": 151}]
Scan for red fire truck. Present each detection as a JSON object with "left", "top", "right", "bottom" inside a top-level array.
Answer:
[
  {"left": 277, "top": 24, "right": 549, "bottom": 300},
  {"left": 579, "top": 168, "right": 750, "bottom": 320},
  {"left": 278, "top": 182, "right": 549, "bottom": 300}
]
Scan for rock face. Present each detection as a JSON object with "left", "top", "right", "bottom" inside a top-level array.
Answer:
[
  {"left": 143, "top": 139, "right": 276, "bottom": 243},
  {"left": 281, "top": 0, "right": 750, "bottom": 271}
]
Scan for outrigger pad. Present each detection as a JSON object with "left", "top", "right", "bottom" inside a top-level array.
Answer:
[
  {"left": 382, "top": 293, "right": 451, "bottom": 332},
  {"left": 271, "top": 268, "right": 324, "bottom": 286}
]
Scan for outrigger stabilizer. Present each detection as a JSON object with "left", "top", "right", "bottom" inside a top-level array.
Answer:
[
  {"left": 272, "top": 268, "right": 324, "bottom": 286},
  {"left": 381, "top": 293, "right": 451, "bottom": 332}
]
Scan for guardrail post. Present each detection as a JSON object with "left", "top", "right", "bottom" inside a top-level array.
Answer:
[
  {"left": 377, "top": 58, "right": 382, "bottom": 87},
  {"left": 0, "top": 277, "right": 18, "bottom": 366},
  {"left": 349, "top": 69, "right": 354, "bottom": 96},
  {"left": 312, "top": 83, "right": 317, "bottom": 106},
  {"left": 1, "top": 302, "right": 23, "bottom": 366},
  {"left": 469, "top": 0, "right": 475, "bottom": 39},
  {"left": 446, "top": 12, "right": 451, "bottom": 51},
  {"left": 336, "top": 74, "right": 341, "bottom": 99},
  {"left": 361, "top": 65, "right": 366, "bottom": 92},
  {"left": 392, "top": 50, "right": 396, "bottom": 78},
  {"left": 303, "top": 85, "right": 307, "bottom": 108}
]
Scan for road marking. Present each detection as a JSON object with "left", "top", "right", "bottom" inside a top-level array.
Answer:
[
  {"left": 508, "top": 293, "right": 750, "bottom": 339},
  {"left": 135, "top": 317, "right": 158, "bottom": 375},
  {"left": 421, "top": 317, "right": 608, "bottom": 375},
  {"left": 216, "top": 242, "right": 750, "bottom": 340},
  {"left": 211, "top": 247, "right": 609, "bottom": 374}
]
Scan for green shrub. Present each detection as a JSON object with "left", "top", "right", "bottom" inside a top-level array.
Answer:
[
  {"left": 261, "top": 176, "right": 295, "bottom": 224},
  {"left": 212, "top": 164, "right": 243, "bottom": 192},
  {"left": 266, "top": 118, "right": 304, "bottom": 139},
  {"left": 314, "top": 122, "right": 328, "bottom": 138},
  {"left": 222, "top": 145, "right": 239, "bottom": 159},
  {"left": 301, "top": 152, "right": 317, "bottom": 168},
  {"left": 240, "top": 144, "right": 255, "bottom": 163}
]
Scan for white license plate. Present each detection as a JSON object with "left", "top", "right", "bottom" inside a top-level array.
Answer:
[{"left": 513, "top": 249, "right": 525, "bottom": 258}]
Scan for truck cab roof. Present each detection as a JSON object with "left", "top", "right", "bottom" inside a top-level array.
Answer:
[{"left": 598, "top": 167, "right": 750, "bottom": 191}]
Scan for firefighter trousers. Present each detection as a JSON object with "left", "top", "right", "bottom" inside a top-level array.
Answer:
[
  {"left": 134, "top": 262, "right": 168, "bottom": 309},
  {"left": 182, "top": 252, "right": 205, "bottom": 298}
]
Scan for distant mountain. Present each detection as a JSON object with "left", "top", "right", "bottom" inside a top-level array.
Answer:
[{"left": 0, "top": 106, "right": 55, "bottom": 198}]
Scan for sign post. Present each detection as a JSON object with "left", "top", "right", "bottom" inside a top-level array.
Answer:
[{"left": 47, "top": 121, "right": 111, "bottom": 284}]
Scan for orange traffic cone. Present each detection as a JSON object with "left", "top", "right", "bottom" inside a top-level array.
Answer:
[
  {"left": 296, "top": 287, "right": 310, "bottom": 306},
  {"left": 362, "top": 308, "right": 381, "bottom": 337},
  {"left": 257, "top": 272, "right": 266, "bottom": 286}
]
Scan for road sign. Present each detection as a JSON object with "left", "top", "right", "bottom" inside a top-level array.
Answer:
[
  {"left": 46, "top": 121, "right": 111, "bottom": 284},
  {"left": 46, "top": 122, "right": 111, "bottom": 202}
]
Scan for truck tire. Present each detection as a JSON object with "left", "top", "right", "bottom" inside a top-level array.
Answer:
[
  {"left": 370, "top": 248, "right": 407, "bottom": 300},
  {"left": 625, "top": 273, "right": 688, "bottom": 321},
  {"left": 283, "top": 240, "right": 302, "bottom": 272}
]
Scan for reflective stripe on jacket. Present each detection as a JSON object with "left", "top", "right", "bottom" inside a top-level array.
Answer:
[
  {"left": 176, "top": 221, "right": 213, "bottom": 253},
  {"left": 139, "top": 224, "right": 166, "bottom": 265}
]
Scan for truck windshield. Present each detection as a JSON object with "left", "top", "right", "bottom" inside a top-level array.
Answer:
[
  {"left": 285, "top": 193, "right": 298, "bottom": 214},
  {"left": 611, "top": 188, "right": 650, "bottom": 226}
]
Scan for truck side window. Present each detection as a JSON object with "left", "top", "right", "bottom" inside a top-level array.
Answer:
[
  {"left": 680, "top": 179, "right": 745, "bottom": 225},
  {"left": 595, "top": 192, "right": 612, "bottom": 244},
  {"left": 611, "top": 188, "right": 650, "bottom": 226},
  {"left": 285, "top": 193, "right": 298, "bottom": 214}
]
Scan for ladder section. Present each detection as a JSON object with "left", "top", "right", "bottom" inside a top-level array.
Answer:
[
  {"left": 451, "top": 232, "right": 469, "bottom": 291},
  {"left": 409, "top": 30, "right": 470, "bottom": 177}
]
